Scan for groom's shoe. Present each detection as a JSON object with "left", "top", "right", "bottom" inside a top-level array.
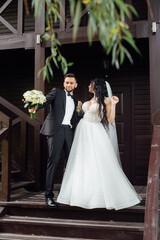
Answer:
[{"left": 45, "top": 197, "right": 57, "bottom": 208}]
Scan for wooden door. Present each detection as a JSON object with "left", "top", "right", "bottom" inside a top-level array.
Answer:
[{"left": 112, "top": 85, "right": 133, "bottom": 182}]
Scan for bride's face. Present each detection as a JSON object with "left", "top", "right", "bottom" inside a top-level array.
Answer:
[{"left": 88, "top": 82, "right": 94, "bottom": 93}]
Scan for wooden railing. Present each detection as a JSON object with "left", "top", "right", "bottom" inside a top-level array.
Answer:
[
  {"left": 143, "top": 111, "right": 160, "bottom": 240},
  {"left": 0, "top": 96, "right": 42, "bottom": 201}
]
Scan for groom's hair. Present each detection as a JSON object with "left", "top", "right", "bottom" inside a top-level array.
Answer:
[{"left": 64, "top": 73, "right": 77, "bottom": 82}]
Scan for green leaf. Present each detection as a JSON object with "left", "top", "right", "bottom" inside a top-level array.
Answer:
[
  {"left": 45, "top": 68, "right": 50, "bottom": 82},
  {"left": 67, "top": 62, "right": 74, "bottom": 67},
  {"left": 120, "top": 46, "right": 125, "bottom": 65},
  {"left": 24, "top": 103, "right": 29, "bottom": 108},
  {"left": 73, "top": 0, "right": 82, "bottom": 40},
  {"left": 32, "top": 0, "right": 43, "bottom": 16},
  {"left": 123, "top": 46, "right": 133, "bottom": 64},
  {"left": 42, "top": 33, "right": 51, "bottom": 41},
  {"left": 48, "top": 62, "right": 53, "bottom": 77},
  {"left": 52, "top": 56, "right": 59, "bottom": 69},
  {"left": 57, "top": 55, "right": 61, "bottom": 61},
  {"left": 51, "top": 47, "right": 57, "bottom": 57},
  {"left": 69, "top": 0, "right": 76, "bottom": 17},
  {"left": 126, "top": 4, "right": 138, "bottom": 17},
  {"left": 122, "top": 36, "right": 140, "bottom": 55}
]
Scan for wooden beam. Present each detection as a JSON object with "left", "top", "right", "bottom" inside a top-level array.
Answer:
[
  {"left": 143, "top": 125, "right": 160, "bottom": 240},
  {"left": 0, "top": 118, "right": 12, "bottom": 201},
  {"left": 0, "top": 16, "right": 17, "bottom": 35},
  {"left": 20, "top": 119, "right": 28, "bottom": 172},
  {"left": 134, "top": 21, "right": 149, "bottom": 38},
  {"left": 149, "top": 0, "right": 160, "bottom": 115},
  {"left": 0, "top": 0, "right": 13, "bottom": 14},
  {"left": 34, "top": 0, "right": 46, "bottom": 191},
  {"left": 152, "top": 108, "right": 160, "bottom": 125},
  {"left": 66, "top": 8, "right": 88, "bottom": 29},
  {"left": 59, "top": 0, "right": 66, "bottom": 32},
  {"left": 43, "top": 27, "right": 98, "bottom": 47},
  {"left": 0, "top": 128, "right": 8, "bottom": 141},
  {"left": 0, "top": 37, "right": 25, "bottom": 50},
  {"left": 34, "top": 1, "right": 45, "bottom": 92},
  {"left": 17, "top": 0, "right": 23, "bottom": 36}
]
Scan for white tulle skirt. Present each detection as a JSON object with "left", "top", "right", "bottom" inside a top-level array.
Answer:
[{"left": 57, "top": 119, "right": 141, "bottom": 210}]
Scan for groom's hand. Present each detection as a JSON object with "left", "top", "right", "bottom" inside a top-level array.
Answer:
[{"left": 28, "top": 107, "right": 37, "bottom": 113}]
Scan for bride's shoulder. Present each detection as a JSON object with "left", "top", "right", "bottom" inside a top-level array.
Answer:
[{"left": 104, "top": 97, "right": 111, "bottom": 105}]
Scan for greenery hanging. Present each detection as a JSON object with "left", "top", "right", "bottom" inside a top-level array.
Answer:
[{"left": 29, "top": 0, "right": 140, "bottom": 81}]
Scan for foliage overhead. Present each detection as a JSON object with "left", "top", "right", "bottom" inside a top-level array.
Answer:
[{"left": 30, "top": 0, "right": 139, "bottom": 81}]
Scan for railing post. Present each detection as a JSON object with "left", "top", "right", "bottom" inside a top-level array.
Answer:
[
  {"left": 0, "top": 113, "right": 12, "bottom": 201},
  {"left": 143, "top": 125, "right": 160, "bottom": 240},
  {"left": 33, "top": 127, "right": 41, "bottom": 190},
  {"left": 20, "top": 119, "right": 28, "bottom": 172}
]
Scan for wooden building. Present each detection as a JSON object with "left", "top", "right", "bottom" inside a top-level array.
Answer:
[{"left": 0, "top": 0, "right": 159, "bottom": 240}]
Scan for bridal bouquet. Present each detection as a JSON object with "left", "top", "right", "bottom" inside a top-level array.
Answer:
[{"left": 23, "top": 90, "right": 46, "bottom": 119}]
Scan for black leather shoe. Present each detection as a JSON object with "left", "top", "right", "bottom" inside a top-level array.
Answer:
[{"left": 45, "top": 197, "right": 57, "bottom": 208}]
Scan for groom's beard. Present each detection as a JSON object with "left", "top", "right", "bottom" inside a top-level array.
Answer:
[{"left": 66, "top": 88, "right": 75, "bottom": 94}]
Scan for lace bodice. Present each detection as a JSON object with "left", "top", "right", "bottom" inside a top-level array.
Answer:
[{"left": 82, "top": 102, "right": 102, "bottom": 123}]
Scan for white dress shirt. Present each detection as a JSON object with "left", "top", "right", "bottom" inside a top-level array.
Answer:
[{"left": 62, "top": 90, "right": 75, "bottom": 126}]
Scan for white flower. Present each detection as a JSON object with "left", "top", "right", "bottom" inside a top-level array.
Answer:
[{"left": 23, "top": 89, "right": 46, "bottom": 107}]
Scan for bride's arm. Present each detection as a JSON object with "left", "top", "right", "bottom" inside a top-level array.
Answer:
[{"left": 104, "top": 97, "right": 119, "bottom": 123}]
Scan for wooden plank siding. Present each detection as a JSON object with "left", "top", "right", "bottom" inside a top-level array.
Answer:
[
  {"left": 0, "top": 0, "right": 148, "bottom": 37},
  {"left": 131, "top": 0, "right": 148, "bottom": 21},
  {"left": 0, "top": 0, "right": 18, "bottom": 35},
  {"left": 133, "top": 80, "right": 152, "bottom": 184},
  {"left": 0, "top": 0, "right": 34, "bottom": 36}
]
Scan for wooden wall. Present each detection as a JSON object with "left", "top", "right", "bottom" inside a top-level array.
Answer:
[
  {"left": 132, "top": 0, "right": 148, "bottom": 20},
  {"left": 0, "top": 49, "right": 34, "bottom": 111}
]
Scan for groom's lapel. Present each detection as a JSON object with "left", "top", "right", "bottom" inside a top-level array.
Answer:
[{"left": 62, "top": 90, "right": 66, "bottom": 110}]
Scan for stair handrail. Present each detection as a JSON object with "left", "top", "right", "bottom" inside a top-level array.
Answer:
[
  {"left": 0, "top": 96, "right": 42, "bottom": 129},
  {"left": 0, "top": 96, "right": 42, "bottom": 200},
  {"left": 143, "top": 110, "right": 160, "bottom": 240},
  {"left": 0, "top": 127, "right": 8, "bottom": 141}
]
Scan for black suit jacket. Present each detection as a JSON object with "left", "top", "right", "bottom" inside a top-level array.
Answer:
[{"left": 40, "top": 88, "right": 78, "bottom": 136}]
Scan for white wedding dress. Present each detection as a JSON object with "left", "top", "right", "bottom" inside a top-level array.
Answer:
[{"left": 57, "top": 102, "right": 141, "bottom": 210}]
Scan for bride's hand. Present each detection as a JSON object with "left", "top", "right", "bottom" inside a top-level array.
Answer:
[
  {"left": 112, "top": 96, "right": 119, "bottom": 104},
  {"left": 78, "top": 101, "right": 82, "bottom": 110}
]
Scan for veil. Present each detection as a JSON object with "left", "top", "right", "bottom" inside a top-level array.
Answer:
[{"left": 105, "top": 81, "right": 122, "bottom": 168}]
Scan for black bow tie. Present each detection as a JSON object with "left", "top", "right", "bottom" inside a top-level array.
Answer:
[{"left": 67, "top": 92, "right": 74, "bottom": 99}]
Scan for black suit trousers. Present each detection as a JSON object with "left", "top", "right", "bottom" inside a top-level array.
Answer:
[{"left": 45, "top": 125, "right": 73, "bottom": 198}]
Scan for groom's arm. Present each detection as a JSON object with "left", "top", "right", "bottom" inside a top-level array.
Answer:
[
  {"left": 28, "top": 88, "right": 57, "bottom": 113},
  {"left": 37, "top": 88, "right": 57, "bottom": 110}
]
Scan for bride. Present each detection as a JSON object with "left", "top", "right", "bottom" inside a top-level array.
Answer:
[{"left": 57, "top": 78, "right": 141, "bottom": 210}]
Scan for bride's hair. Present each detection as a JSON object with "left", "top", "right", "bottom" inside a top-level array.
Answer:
[{"left": 91, "top": 78, "right": 108, "bottom": 127}]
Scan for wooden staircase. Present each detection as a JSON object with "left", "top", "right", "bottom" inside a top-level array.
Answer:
[
  {"left": 0, "top": 96, "right": 42, "bottom": 201},
  {"left": 0, "top": 188, "right": 145, "bottom": 240}
]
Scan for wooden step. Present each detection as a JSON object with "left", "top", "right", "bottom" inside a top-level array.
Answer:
[
  {"left": 0, "top": 196, "right": 145, "bottom": 223},
  {"left": 0, "top": 170, "right": 21, "bottom": 177},
  {"left": 0, "top": 215, "right": 144, "bottom": 240},
  {"left": 0, "top": 200, "right": 145, "bottom": 223},
  {"left": 0, "top": 233, "right": 97, "bottom": 240},
  {"left": 11, "top": 181, "right": 35, "bottom": 191}
]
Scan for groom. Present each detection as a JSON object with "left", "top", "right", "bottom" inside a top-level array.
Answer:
[{"left": 31, "top": 73, "right": 81, "bottom": 208}]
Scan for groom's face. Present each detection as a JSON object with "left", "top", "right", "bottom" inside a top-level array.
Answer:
[{"left": 63, "top": 77, "right": 78, "bottom": 93}]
